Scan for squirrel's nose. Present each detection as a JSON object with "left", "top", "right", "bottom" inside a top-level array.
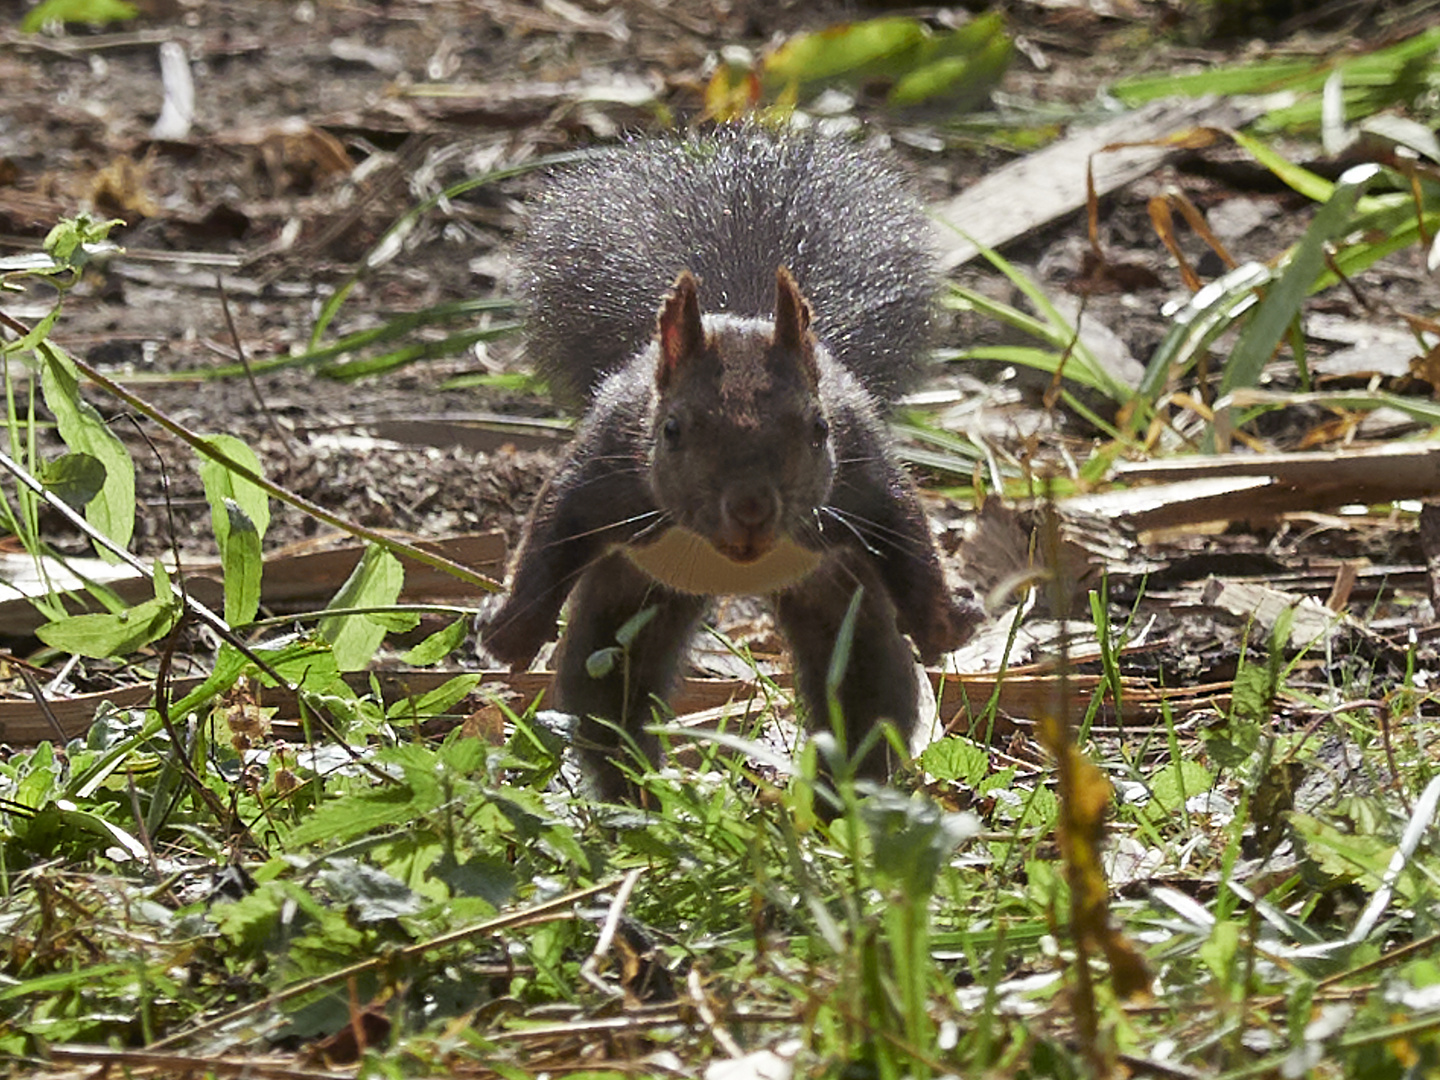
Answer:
[{"left": 725, "top": 489, "right": 778, "bottom": 530}]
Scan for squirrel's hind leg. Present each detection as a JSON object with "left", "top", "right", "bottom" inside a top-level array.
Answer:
[
  {"left": 554, "top": 552, "right": 706, "bottom": 802},
  {"left": 777, "top": 554, "right": 921, "bottom": 788}
]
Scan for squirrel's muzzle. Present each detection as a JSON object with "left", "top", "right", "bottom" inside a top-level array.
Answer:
[{"left": 717, "top": 487, "right": 780, "bottom": 563}]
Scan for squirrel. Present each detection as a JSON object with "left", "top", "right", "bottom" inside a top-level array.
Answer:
[{"left": 481, "top": 125, "right": 982, "bottom": 801}]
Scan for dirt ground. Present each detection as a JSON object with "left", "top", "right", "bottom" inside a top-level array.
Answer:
[{"left": 2, "top": 0, "right": 1438, "bottom": 681}]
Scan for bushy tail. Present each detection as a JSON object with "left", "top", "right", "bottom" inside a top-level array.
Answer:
[{"left": 520, "top": 125, "right": 937, "bottom": 406}]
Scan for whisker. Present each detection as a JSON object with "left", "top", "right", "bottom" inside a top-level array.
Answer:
[
  {"left": 537, "top": 509, "right": 665, "bottom": 551},
  {"left": 821, "top": 504, "right": 937, "bottom": 560},
  {"left": 819, "top": 506, "right": 882, "bottom": 555},
  {"left": 629, "top": 512, "right": 672, "bottom": 543}
]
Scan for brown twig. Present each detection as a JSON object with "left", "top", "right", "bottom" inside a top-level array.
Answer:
[{"left": 216, "top": 273, "right": 297, "bottom": 457}]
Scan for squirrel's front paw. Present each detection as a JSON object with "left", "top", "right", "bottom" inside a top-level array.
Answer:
[
  {"left": 913, "top": 586, "right": 985, "bottom": 664},
  {"left": 476, "top": 595, "right": 552, "bottom": 671}
]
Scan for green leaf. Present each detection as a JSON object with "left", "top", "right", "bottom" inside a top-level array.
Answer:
[
  {"left": 1202, "top": 715, "right": 1262, "bottom": 770},
  {"left": 917, "top": 737, "right": 989, "bottom": 785},
  {"left": 199, "top": 434, "right": 270, "bottom": 550},
  {"left": 1291, "top": 813, "right": 1407, "bottom": 896},
  {"left": 385, "top": 674, "right": 483, "bottom": 722},
  {"left": 1131, "top": 261, "right": 1273, "bottom": 408},
  {"left": 1114, "top": 60, "right": 1316, "bottom": 105},
  {"left": 21, "top": 0, "right": 138, "bottom": 31},
  {"left": 1229, "top": 129, "right": 1336, "bottom": 203},
  {"left": 614, "top": 604, "right": 657, "bottom": 648},
  {"left": 285, "top": 785, "right": 423, "bottom": 848},
  {"left": 399, "top": 617, "right": 468, "bottom": 666},
  {"left": 585, "top": 646, "right": 620, "bottom": 679},
  {"left": 35, "top": 593, "right": 180, "bottom": 659},
  {"left": 38, "top": 212, "right": 125, "bottom": 264},
  {"left": 764, "top": 16, "right": 928, "bottom": 88},
  {"left": 2, "top": 306, "right": 59, "bottom": 354},
  {"left": 219, "top": 500, "right": 262, "bottom": 627},
  {"left": 151, "top": 559, "right": 172, "bottom": 604},
  {"left": 0, "top": 964, "right": 133, "bottom": 1003},
  {"left": 367, "top": 610, "right": 421, "bottom": 632},
  {"left": 318, "top": 859, "right": 424, "bottom": 923},
  {"left": 887, "top": 18, "right": 1011, "bottom": 109},
  {"left": 863, "top": 789, "right": 974, "bottom": 895},
  {"left": 1231, "top": 661, "right": 1276, "bottom": 723},
  {"left": 1198, "top": 918, "right": 1243, "bottom": 982},
  {"left": 39, "top": 452, "right": 105, "bottom": 511},
  {"left": 37, "top": 342, "right": 135, "bottom": 561},
  {"left": 13, "top": 742, "right": 59, "bottom": 809},
  {"left": 1219, "top": 165, "right": 1377, "bottom": 398},
  {"left": 1146, "top": 760, "right": 1214, "bottom": 818},
  {"left": 317, "top": 544, "right": 405, "bottom": 671}
]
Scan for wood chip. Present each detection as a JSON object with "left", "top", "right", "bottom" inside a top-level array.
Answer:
[{"left": 931, "top": 97, "right": 1263, "bottom": 270}]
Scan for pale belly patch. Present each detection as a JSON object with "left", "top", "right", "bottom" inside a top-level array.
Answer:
[{"left": 623, "top": 527, "right": 823, "bottom": 595}]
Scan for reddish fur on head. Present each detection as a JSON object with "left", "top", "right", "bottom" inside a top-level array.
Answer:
[
  {"left": 774, "top": 267, "right": 819, "bottom": 394},
  {"left": 657, "top": 271, "right": 703, "bottom": 393}
]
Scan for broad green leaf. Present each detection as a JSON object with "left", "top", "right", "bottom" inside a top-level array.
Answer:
[
  {"left": 438, "top": 728, "right": 487, "bottom": 773},
  {"left": 434, "top": 853, "right": 515, "bottom": 907},
  {"left": 21, "top": 0, "right": 137, "bottom": 32},
  {"left": 318, "top": 544, "right": 404, "bottom": 671},
  {"left": 887, "top": 22, "right": 1011, "bottom": 109},
  {"left": 219, "top": 500, "right": 262, "bottom": 627},
  {"left": 385, "top": 673, "right": 483, "bottom": 722},
  {"left": 318, "top": 859, "right": 424, "bottom": 922},
  {"left": 54, "top": 801, "right": 148, "bottom": 860},
  {"left": 1146, "top": 760, "right": 1214, "bottom": 817},
  {"left": 367, "top": 610, "right": 421, "bottom": 632},
  {"left": 585, "top": 646, "right": 620, "bottom": 679},
  {"left": 863, "top": 789, "right": 974, "bottom": 894},
  {"left": 399, "top": 617, "right": 467, "bottom": 666},
  {"left": 199, "top": 434, "right": 270, "bottom": 549},
  {"left": 285, "top": 785, "right": 421, "bottom": 847},
  {"left": 37, "top": 342, "right": 135, "bottom": 561},
  {"left": 39, "top": 212, "right": 125, "bottom": 265},
  {"left": 1232, "top": 662, "right": 1277, "bottom": 723},
  {"left": 13, "top": 742, "right": 58, "bottom": 810},
  {"left": 1291, "top": 813, "right": 1410, "bottom": 897},
  {"left": 1199, "top": 919, "right": 1243, "bottom": 981},
  {"left": 1015, "top": 783, "right": 1058, "bottom": 829},
  {"left": 917, "top": 737, "right": 989, "bottom": 785},
  {"left": 36, "top": 593, "right": 179, "bottom": 659},
  {"left": 39, "top": 452, "right": 105, "bottom": 511},
  {"left": 764, "top": 16, "right": 927, "bottom": 87}
]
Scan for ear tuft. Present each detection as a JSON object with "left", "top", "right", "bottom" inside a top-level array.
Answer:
[
  {"left": 774, "top": 267, "right": 812, "bottom": 354},
  {"left": 657, "top": 270, "right": 703, "bottom": 390},
  {"left": 774, "top": 267, "right": 819, "bottom": 390}
]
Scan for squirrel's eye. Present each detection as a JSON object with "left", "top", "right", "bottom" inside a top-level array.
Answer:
[
  {"left": 662, "top": 416, "right": 682, "bottom": 447},
  {"left": 811, "top": 416, "right": 830, "bottom": 447}
]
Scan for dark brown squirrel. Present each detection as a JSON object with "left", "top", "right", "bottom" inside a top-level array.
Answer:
[{"left": 481, "top": 125, "right": 982, "bottom": 800}]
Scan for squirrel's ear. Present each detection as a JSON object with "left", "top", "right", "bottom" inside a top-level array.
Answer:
[
  {"left": 657, "top": 271, "right": 703, "bottom": 388},
  {"left": 774, "top": 267, "right": 819, "bottom": 387},
  {"left": 774, "top": 266, "right": 813, "bottom": 352}
]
